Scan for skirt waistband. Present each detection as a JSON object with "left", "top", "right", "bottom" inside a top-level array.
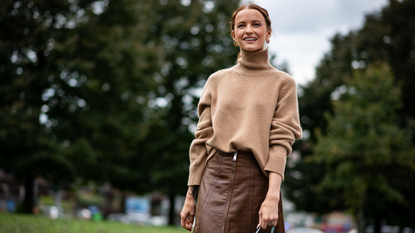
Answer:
[{"left": 215, "top": 150, "right": 253, "bottom": 157}]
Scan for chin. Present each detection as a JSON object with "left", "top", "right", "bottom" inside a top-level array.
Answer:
[{"left": 241, "top": 46, "right": 263, "bottom": 52}]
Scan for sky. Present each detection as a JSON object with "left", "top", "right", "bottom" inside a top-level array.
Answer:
[{"left": 248, "top": 0, "right": 388, "bottom": 85}]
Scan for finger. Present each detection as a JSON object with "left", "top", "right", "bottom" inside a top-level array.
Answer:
[
  {"left": 258, "top": 211, "right": 263, "bottom": 229},
  {"left": 189, "top": 205, "right": 195, "bottom": 223},
  {"left": 186, "top": 219, "right": 192, "bottom": 231},
  {"left": 262, "top": 219, "right": 268, "bottom": 229},
  {"left": 273, "top": 216, "right": 279, "bottom": 226},
  {"left": 189, "top": 215, "right": 194, "bottom": 227},
  {"left": 180, "top": 214, "right": 186, "bottom": 228},
  {"left": 180, "top": 212, "right": 184, "bottom": 225},
  {"left": 180, "top": 212, "right": 190, "bottom": 230}
]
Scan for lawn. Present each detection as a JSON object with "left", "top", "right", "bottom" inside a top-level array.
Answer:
[{"left": 0, "top": 213, "right": 187, "bottom": 233}]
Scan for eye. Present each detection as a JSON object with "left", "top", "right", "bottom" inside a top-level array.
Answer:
[
  {"left": 254, "top": 23, "right": 261, "bottom": 26},
  {"left": 237, "top": 24, "right": 245, "bottom": 28}
]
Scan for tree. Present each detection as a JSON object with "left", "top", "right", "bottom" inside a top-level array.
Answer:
[
  {"left": 53, "top": 0, "right": 162, "bottom": 194},
  {"left": 0, "top": 0, "right": 95, "bottom": 213},
  {"left": 283, "top": 1, "right": 415, "bottom": 228},
  {"left": 311, "top": 63, "right": 415, "bottom": 232},
  {"left": 0, "top": 0, "right": 160, "bottom": 213}
]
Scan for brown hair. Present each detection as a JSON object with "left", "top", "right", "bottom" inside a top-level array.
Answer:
[
  {"left": 230, "top": 4, "right": 272, "bottom": 32},
  {"left": 230, "top": 4, "right": 272, "bottom": 62}
]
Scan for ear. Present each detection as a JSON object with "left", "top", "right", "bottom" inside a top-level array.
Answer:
[
  {"left": 266, "top": 28, "right": 272, "bottom": 40},
  {"left": 231, "top": 30, "right": 237, "bottom": 41}
]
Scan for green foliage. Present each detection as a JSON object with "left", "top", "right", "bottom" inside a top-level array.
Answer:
[
  {"left": 0, "top": 0, "right": 161, "bottom": 196},
  {"left": 311, "top": 64, "right": 415, "bottom": 230},
  {"left": 0, "top": 0, "right": 245, "bottom": 220},
  {"left": 284, "top": 31, "right": 358, "bottom": 215},
  {"left": 0, "top": 213, "right": 184, "bottom": 233},
  {"left": 283, "top": 0, "right": 415, "bottom": 226},
  {"left": 0, "top": 0, "right": 98, "bottom": 184}
]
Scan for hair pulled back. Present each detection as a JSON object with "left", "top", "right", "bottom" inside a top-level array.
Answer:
[
  {"left": 230, "top": 4, "right": 272, "bottom": 33},
  {"left": 230, "top": 4, "right": 272, "bottom": 63}
]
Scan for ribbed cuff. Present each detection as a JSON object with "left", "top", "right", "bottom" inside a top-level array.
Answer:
[
  {"left": 187, "top": 148, "right": 217, "bottom": 186},
  {"left": 264, "top": 145, "right": 287, "bottom": 180},
  {"left": 187, "top": 165, "right": 205, "bottom": 186}
]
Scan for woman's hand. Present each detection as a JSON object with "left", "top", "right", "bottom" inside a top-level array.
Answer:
[
  {"left": 180, "top": 186, "right": 198, "bottom": 232},
  {"left": 258, "top": 172, "right": 282, "bottom": 229}
]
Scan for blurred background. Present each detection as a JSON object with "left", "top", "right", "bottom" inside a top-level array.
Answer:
[{"left": 0, "top": 0, "right": 414, "bottom": 233}]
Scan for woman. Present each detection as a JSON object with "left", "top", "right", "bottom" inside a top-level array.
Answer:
[{"left": 180, "top": 4, "right": 302, "bottom": 233}]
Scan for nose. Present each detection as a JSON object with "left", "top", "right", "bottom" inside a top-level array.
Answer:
[{"left": 245, "top": 24, "right": 253, "bottom": 34}]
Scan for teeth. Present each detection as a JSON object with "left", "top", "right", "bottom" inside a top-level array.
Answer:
[{"left": 244, "top": 38, "right": 256, "bottom": 41}]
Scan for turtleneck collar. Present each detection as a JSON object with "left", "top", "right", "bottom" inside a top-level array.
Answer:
[{"left": 234, "top": 48, "right": 275, "bottom": 76}]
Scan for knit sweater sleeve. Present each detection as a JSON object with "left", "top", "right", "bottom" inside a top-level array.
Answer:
[
  {"left": 187, "top": 77, "right": 215, "bottom": 186},
  {"left": 265, "top": 75, "right": 302, "bottom": 179}
]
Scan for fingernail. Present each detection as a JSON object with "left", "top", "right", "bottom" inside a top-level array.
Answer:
[{"left": 257, "top": 223, "right": 261, "bottom": 229}]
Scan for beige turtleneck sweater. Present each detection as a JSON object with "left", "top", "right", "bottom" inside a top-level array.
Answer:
[{"left": 188, "top": 48, "right": 302, "bottom": 186}]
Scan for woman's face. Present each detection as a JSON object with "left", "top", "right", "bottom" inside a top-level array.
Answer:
[{"left": 232, "top": 9, "right": 271, "bottom": 52}]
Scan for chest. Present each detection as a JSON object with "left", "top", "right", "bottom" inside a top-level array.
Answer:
[{"left": 214, "top": 76, "right": 280, "bottom": 113}]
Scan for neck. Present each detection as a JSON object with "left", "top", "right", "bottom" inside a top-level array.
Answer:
[{"left": 238, "top": 48, "right": 273, "bottom": 71}]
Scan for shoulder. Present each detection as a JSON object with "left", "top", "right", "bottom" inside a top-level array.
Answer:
[
  {"left": 209, "top": 67, "right": 233, "bottom": 79},
  {"left": 270, "top": 69, "right": 297, "bottom": 87},
  {"left": 205, "top": 67, "right": 233, "bottom": 87}
]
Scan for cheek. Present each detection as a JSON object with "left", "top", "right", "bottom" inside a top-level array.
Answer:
[
  {"left": 255, "top": 30, "right": 265, "bottom": 39},
  {"left": 237, "top": 31, "right": 245, "bottom": 39}
]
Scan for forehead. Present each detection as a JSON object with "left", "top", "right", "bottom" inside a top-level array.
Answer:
[{"left": 235, "top": 9, "right": 265, "bottom": 23}]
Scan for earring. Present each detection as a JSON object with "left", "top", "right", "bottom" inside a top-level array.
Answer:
[
  {"left": 266, "top": 38, "right": 270, "bottom": 44},
  {"left": 234, "top": 40, "right": 239, "bottom": 47}
]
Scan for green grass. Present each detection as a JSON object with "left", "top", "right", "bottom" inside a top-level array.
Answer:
[{"left": 0, "top": 213, "right": 186, "bottom": 233}]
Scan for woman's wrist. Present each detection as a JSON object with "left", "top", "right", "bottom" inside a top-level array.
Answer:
[
  {"left": 186, "top": 186, "right": 199, "bottom": 199},
  {"left": 267, "top": 172, "right": 282, "bottom": 198}
]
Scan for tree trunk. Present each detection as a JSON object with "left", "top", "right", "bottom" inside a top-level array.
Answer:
[
  {"left": 168, "top": 193, "right": 175, "bottom": 226},
  {"left": 354, "top": 197, "right": 365, "bottom": 233},
  {"left": 103, "top": 189, "right": 115, "bottom": 217},
  {"left": 373, "top": 217, "right": 382, "bottom": 233},
  {"left": 120, "top": 191, "right": 126, "bottom": 214},
  {"left": 24, "top": 174, "right": 35, "bottom": 214}
]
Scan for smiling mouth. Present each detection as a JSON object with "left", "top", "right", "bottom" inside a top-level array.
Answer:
[{"left": 244, "top": 37, "right": 257, "bottom": 41}]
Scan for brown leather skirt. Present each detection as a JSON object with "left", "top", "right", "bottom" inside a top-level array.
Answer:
[{"left": 194, "top": 150, "right": 285, "bottom": 233}]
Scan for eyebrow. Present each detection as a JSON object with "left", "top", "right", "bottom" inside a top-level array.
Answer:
[{"left": 236, "top": 20, "right": 262, "bottom": 24}]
